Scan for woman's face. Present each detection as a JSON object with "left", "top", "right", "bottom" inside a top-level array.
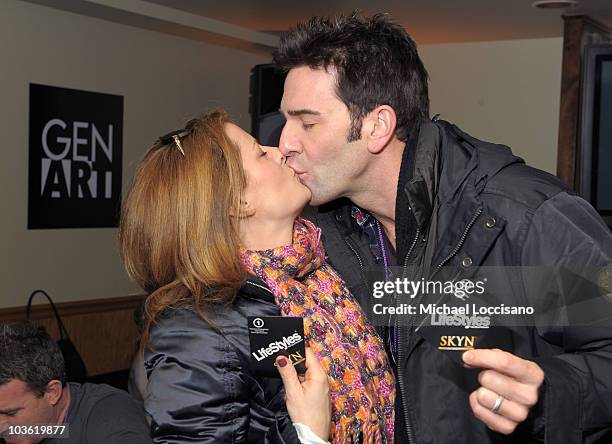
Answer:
[{"left": 225, "top": 123, "right": 311, "bottom": 220}]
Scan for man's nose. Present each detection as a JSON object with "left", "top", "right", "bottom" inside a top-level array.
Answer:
[{"left": 279, "top": 124, "right": 301, "bottom": 158}]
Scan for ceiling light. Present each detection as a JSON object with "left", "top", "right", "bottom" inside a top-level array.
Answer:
[{"left": 532, "top": 1, "right": 578, "bottom": 9}]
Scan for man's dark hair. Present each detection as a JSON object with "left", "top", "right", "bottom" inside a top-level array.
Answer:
[
  {"left": 273, "top": 12, "right": 429, "bottom": 142},
  {"left": 0, "top": 321, "right": 66, "bottom": 396}
]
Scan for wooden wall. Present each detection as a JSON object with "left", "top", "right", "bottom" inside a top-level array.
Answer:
[
  {"left": 0, "top": 295, "right": 145, "bottom": 376},
  {"left": 557, "top": 14, "right": 612, "bottom": 189}
]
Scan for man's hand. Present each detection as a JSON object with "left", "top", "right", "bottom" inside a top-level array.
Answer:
[
  {"left": 276, "top": 347, "right": 331, "bottom": 441},
  {"left": 463, "top": 348, "right": 545, "bottom": 435}
]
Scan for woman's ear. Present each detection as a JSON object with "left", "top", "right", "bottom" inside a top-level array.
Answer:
[
  {"left": 230, "top": 200, "right": 256, "bottom": 218},
  {"left": 362, "top": 105, "right": 397, "bottom": 154}
]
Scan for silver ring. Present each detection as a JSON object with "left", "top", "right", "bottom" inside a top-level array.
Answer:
[{"left": 491, "top": 395, "right": 504, "bottom": 413}]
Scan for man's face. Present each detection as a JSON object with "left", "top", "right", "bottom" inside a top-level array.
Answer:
[
  {"left": 0, "top": 380, "right": 58, "bottom": 444},
  {"left": 279, "top": 66, "right": 368, "bottom": 205}
]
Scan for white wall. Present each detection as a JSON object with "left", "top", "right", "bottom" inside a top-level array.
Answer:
[
  {"left": 0, "top": 2, "right": 565, "bottom": 309},
  {"left": 0, "top": 0, "right": 270, "bottom": 308},
  {"left": 420, "top": 37, "right": 563, "bottom": 174}
]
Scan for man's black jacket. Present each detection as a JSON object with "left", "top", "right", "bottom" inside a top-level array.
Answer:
[{"left": 311, "top": 119, "right": 612, "bottom": 444}]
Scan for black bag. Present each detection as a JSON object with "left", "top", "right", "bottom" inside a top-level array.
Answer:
[{"left": 26, "top": 290, "right": 88, "bottom": 383}]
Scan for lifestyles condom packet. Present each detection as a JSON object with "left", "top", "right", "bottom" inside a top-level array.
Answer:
[{"left": 248, "top": 316, "right": 306, "bottom": 377}]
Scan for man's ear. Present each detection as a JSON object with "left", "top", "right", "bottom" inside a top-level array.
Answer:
[
  {"left": 229, "top": 200, "right": 256, "bottom": 218},
  {"left": 43, "top": 380, "right": 63, "bottom": 406},
  {"left": 362, "top": 105, "right": 397, "bottom": 154}
]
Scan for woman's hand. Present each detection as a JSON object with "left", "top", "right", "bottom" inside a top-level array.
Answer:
[{"left": 276, "top": 348, "right": 331, "bottom": 441}]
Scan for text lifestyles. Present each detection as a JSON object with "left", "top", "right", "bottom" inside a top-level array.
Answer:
[{"left": 251, "top": 332, "right": 303, "bottom": 362}]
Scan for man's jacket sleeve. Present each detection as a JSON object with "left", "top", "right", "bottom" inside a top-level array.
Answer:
[{"left": 520, "top": 191, "right": 612, "bottom": 443}]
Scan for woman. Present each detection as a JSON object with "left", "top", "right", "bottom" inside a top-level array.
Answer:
[{"left": 119, "top": 111, "right": 395, "bottom": 443}]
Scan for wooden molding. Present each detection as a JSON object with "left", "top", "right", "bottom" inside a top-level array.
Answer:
[
  {"left": 557, "top": 14, "right": 612, "bottom": 189},
  {"left": 0, "top": 294, "right": 146, "bottom": 321},
  {"left": 557, "top": 15, "right": 584, "bottom": 189},
  {"left": 0, "top": 294, "right": 147, "bottom": 376}
]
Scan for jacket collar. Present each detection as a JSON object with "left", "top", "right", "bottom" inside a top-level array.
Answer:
[
  {"left": 416, "top": 119, "right": 521, "bottom": 273},
  {"left": 403, "top": 119, "right": 523, "bottom": 228},
  {"left": 240, "top": 275, "right": 276, "bottom": 304},
  {"left": 402, "top": 120, "right": 440, "bottom": 232}
]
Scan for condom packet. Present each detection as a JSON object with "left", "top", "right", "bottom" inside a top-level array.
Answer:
[{"left": 248, "top": 316, "right": 306, "bottom": 377}]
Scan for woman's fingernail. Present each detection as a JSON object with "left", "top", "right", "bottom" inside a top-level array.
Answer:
[{"left": 277, "top": 357, "right": 287, "bottom": 368}]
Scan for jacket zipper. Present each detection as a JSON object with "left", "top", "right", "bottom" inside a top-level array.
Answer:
[
  {"left": 344, "top": 237, "right": 365, "bottom": 272},
  {"left": 395, "top": 207, "right": 481, "bottom": 443},
  {"left": 245, "top": 280, "right": 274, "bottom": 296},
  {"left": 430, "top": 206, "right": 483, "bottom": 278},
  {"left": 402, "top": 229, "right": 421, "bottom": 271},
  {"left": 396, "top": 228, "right": 421, "bottom": 444}
]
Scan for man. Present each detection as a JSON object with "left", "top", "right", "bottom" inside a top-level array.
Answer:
[
  {"left": 274, "top": 13, "right": 612, "bottom": 443},
  {"left": 0, "top": 321, "right": 152, "bottom": 444}
]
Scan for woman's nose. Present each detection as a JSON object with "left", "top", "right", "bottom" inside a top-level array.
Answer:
[
  {"left": 265, "top": 147, "right": 285, "bottom": 164},
  {"left": 274, "top": 150, "right": 286, "bottom": 165}
]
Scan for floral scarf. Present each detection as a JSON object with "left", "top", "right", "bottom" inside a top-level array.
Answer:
[{"left": 241, "top": 218, "right": 395, "bottom": 443}]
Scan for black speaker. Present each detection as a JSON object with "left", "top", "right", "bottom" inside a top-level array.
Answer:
[{"left": 250, "top": 64, "right": 287, "bottom": 146}]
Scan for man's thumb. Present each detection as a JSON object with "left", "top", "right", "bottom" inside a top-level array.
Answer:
[{"left": 276, "top": 355, "right": 301, "bottom": 396}]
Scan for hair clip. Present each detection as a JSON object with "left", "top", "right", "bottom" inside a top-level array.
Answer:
[
  {"left": 172, "top": 135, "right": 185, "bottom": 156},
  {"left": 157, "top": 128, "right": 192, "bottom": 157}
]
